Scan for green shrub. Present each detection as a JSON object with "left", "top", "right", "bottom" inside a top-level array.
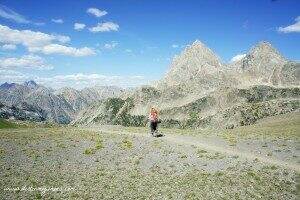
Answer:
[
  {"left": 121, "top": 138, "right": 133, "bottom": 149},
  {"left": 84, "top": 148, "right": 95, "bottom": 155}
]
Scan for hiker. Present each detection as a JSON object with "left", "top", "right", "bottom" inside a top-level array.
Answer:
[{"left": 149, "top": 107, "right": 159, "bottom": 136}]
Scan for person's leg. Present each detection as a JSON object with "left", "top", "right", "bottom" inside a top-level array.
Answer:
[
  {"left": 153, "top": 122, "right": 157, "bottom": 132},
  {"left": 150, "top": 122, "right": 155, "bottom": 134}
]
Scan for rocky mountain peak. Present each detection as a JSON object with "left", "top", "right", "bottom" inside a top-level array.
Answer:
[
  {"left": 168, "top": 40, "right": 221, "bottom": 75},
  {"left": 180, "top": 40, "right": 221, "bottom": 64},
  {"left": 23, "top": 80, "right": 38, "bottom": 89},
  {"left": 235, "top": 41, "right": 290, "bottom": 85},
  {"left": 249, "top": 41, "right": 283, "bottom": 58},
  {"left": 156, "top": 40, "right": 222, "bottom": 90},
  {"left": 240, "top": 41, "right": 287, "bottom": 67},
  {"left": 0, "top": 82, "right": 16, "bottom": 89},
  {"left": 188, "top": 39, "right": 205, "bottom": 48}
]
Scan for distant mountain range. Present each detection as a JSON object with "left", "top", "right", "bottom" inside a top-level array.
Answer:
[
  {"left": 72, "top": 40, "right": 300, "bottom": 129},
  {"left": 0, "top": 81, "right": 123, "bottom": 123},
  {"left": 1, "top": 40, "right": 299, "bottom": 128}
]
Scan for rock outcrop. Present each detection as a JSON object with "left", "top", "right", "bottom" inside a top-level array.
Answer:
[{"left": 0, "top": 102, "right": 46, "bottom": 122}]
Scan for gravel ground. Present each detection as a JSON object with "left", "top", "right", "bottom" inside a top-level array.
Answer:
[{"left": 0, "top": 115, "right": 299, "bottom": 199}]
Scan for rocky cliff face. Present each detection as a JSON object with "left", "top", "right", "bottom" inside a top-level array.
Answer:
[
  {"left": 72, "top": 97, "right": 145, "bottom": 126},
  {"left": 159, "top": 40, "right": 221, "bottom": 86},
  {"left": 26, "top": 87, "right": 75, "bottom": 124},
  {"left": 79, "top": 86, "right": 123, "bottom": 104},
  {"left": 54, "top": 86, "right": 123, "bottom": 111},
  {"left": 0, "top": 81, "right": 123, "bottom": 123},
  {"left": 0, "top": 102, "right": 46, "bottom": 122},
  {"left": 0, "top": 82, "right": 75, "bottom": 123},
  {"left": 230, "top": 41, "right": 299, "bottom": 86},
  {"left": 54, "top": 87, "right": 89, "bottom": 111},
  {"left": 156, "top": 40, "right": 233, "bottom": 96},
  {"left": 159, "top": 86, "right": 300, "bottom": 129}
]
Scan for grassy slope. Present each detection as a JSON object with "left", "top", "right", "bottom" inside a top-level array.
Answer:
[
  {"left": 115, "top": 111, "right": 300, "bottom": 140},
  {"left": 222, "top": 111, "right": 300, "bottom": 140},
  {"left": 0, "top": 119, "right": 17, "bottom": 129},
  {"left": 0, "top": 112, "right": 299, "bottom": 199}
]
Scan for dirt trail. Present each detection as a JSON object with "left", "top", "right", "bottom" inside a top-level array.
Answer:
[
  {"left": 86, "top": 127, "right": 300, "bottom": 173},
  {"left": 165, "top": 134, "right": 300, "bottom": 173}
]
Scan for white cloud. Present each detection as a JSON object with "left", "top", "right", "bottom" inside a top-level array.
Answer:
[
  {"left": 51, "top": 19, "right": 64, "bottom": 24},
  {"left": 34, "top": 22, "right": 45, "bottom": 26},
  {"left": 0, "top": 71, "right": 149, "bottom": 89},
  {"left": 74, "top": 23, "right": 86, "bottom": 30},
  {"left": 231, "top": 54, "right": 246, "bottom": 62},
  {"left": 89, "top": 22, "right": 119, "bottom": 32},
  {"left": 0, "top": 4, "right": 30, "bottom": 24},
  {"left": 0, "top": 24, "right": 69, "bottom": 48},
  {"left": 0, "top": 69, "right": 23, "bottom": 75},
  {"left": 29, "top": 44, "right": 96, "bottom": 57},
  {"left": 0, "top": 24, "right": 95, "bottom": 56},
  {"left": 0, "top": 5, "right": 44, "bottom": 25},
  {"left": 125, "top": 49, "right": 132, "bottom": 53},
  {"left": 0, "top": 55, "right": 52, "bottom": 70},
  {"left": 278, "top": 16, "right": 300, "bottom": 33},
  {"left": 53, "top": 74, "right": 108, "bottom": 81},
  {"left": 103, "top": 41, "right": 118, "bottom": 49},
  {"left": 171, "top": 44, "right": 179, "bottom": 48},
  {"left": 87, "top": 8, "right": 107, "bottom": 17},
  {"left": 37, "top": 73, "right": 148, "bottom": 89},
  {"left": 0, "top": 69, "right": 29, "bottom": 83},
  {"left": 1, "top": 44, "right": 16, "bottom": 50}
]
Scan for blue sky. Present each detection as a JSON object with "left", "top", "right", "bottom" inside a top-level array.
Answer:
[{"left": 0, "top": 0, "right": 299, "bottom": 89}]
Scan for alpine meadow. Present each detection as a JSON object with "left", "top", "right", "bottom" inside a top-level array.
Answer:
[{"left": 0, "top": 0, "right": 299, "bottom": 199}]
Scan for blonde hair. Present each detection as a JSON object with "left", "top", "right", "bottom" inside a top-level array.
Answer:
[{"left": 150, "top": 107, "right": 158, "bottom": 114}]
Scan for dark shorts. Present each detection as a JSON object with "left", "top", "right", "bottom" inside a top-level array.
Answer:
[{"left": 150, "top": 121, "right": 158, "bottom": 132}]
